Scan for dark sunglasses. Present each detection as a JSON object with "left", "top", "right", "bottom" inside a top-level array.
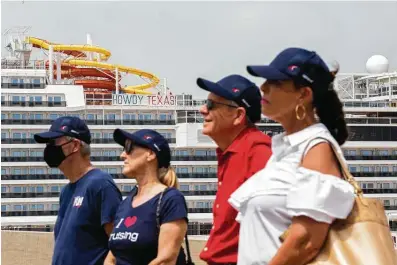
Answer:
[
  {"left": 124, "top": 140, "right": 135, "bottom": 154},
  {"left": 206, "top": 99, "right": 238, "bottom": 111},
  {"left": 124, "top": 140, "right": 146, "bottom": 154}
]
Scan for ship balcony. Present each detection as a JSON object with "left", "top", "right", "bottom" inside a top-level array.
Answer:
[
  {"left": 1, "top": 173, "right": 218, "bottom": 181},
  {"left": 1, "top": 101, "right": 66, "bottom": 107},
  {"left": 1, "top": 207, "right": 212, "bottom": 217},
  {"left": 0, "top": 119, "right": 176, "bottom": 126},
  {"left": 1, "top": 190, "right": 218, "bottom": 198},
  {"left": 1, "top": 137, "right": 176, "bottom": 145},
  {"left": 2, "top": 154, "right": 397, "bottom": 163},
  {"left": 345, "top": 155, "right": 397, "bottom": 160},
  {"left": 1, "top": 155, "right": 219, "bottom": 162}
]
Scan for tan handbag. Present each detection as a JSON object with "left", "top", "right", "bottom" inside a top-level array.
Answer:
[{"left": 280, "top": 137, "right": 397, "bottom": 265}]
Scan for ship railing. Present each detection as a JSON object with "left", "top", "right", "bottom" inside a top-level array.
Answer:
[{"left": 1, "top": 60, "right": 46, "bottom": 70}]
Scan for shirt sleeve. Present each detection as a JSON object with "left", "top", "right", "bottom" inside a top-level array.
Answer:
[
  {"left": 286, "top": 167, "right": 355, "bottom": 223},
  {"left": 97, "top": 183, "right": 122, "bottom": 226},
  {"left": 160, "top": 190, "right": 188, "bottom": 225},
  {"left": 246, "top": 143, "right": 272, "bottom": 180}
]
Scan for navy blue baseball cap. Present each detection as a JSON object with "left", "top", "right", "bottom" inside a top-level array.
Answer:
[
  {"left": 247, "top": 47, "right": 334, "bottom": 88},
  {"left": 34, "top": 116, "right": 91, "bottom": 144},
  {"left": 113, "top": 129, "right": 171, "bottom": 169},
  {"left": 197, "top": 74, "right": 262, "bottom": 123}
]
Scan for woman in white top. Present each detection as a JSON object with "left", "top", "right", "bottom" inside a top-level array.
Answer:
[{"left": 229, "top": 48, "right": 356, "bottom": 265}]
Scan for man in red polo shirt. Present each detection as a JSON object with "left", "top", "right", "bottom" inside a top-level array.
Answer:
[{"left": 196, "top": 74, "right": 272, "bottom": 265}]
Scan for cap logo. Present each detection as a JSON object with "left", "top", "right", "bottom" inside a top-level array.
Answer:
[
  {"left": 143, "top": 135, "right": 152, "bottom": 140},
  {"left": 288, "top": 65, "right": 298, "bottom": 71},
  {"left": 153, "top": 143, "right": 161, "bottom": 152},
  {"left": 232, "top": 88, "right": 240, "bottom": 93},
  {"left": 61, "top": 126, "right": 68, "bottom": 131}
]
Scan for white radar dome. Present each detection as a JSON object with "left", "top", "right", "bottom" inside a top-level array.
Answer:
[{"left": 366, "top": 55, "right": 389, "bottom": 74}]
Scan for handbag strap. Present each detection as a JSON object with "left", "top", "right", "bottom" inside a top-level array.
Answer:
[
  {"left": 302, "top": 136, "right": 363, "bottom": 197},
  {"left": 156, "top": 188, "right": 194, "bottom": 264}
]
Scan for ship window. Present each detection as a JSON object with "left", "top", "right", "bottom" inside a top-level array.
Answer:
[
  {"left": 174, "top": 150, "right": 188, "bottom": 156},
  {"left": 12, "top": 113, "right": 21, "bottom": 119},
  {"left": 159, "top": 114, "right": 167, "bottom": 120},
  {"left": 54, "top": 96, "right": 61, "bottom": 103},
  {"left": 52, "top": 204, "right": 59, "bottom": 211},
  {"left": 33, "top": 114, "right": 43, "bottom": 120},
  {"left": 1, "top": 205, "right": 6, "bottom": 212},
  {"left": 176, "top": 167, "right": 189, "bottom": 173},
  {"left": 194, "top": 150, "right": 207, "bottom": 157},
  {"left": 13, "top": 205, "right": 23, "bottom": 211},
  {"left": 11, "top": 79, "right": 18, "bottom": 86},
  {"left": 1, "top": 113, "right": 5, "bottom": 120},
  {"left": 393, "top": 166, "right": 397, "bottom": 172},
  {"left": 383, "top": 183, "right": 390, "bottom": 189},
  {"left": 384, "top": 200, "right": 390, "bottom": 206},
  {"left": 123, "top": 185, "right": 132, "bottom": 191},
  {"left": 1, "top": 168, "right": 6, "bottom": 175},
  {"left": 12, "top": 96, "right": 20, "bottom": 103},
  {"left": 367, "top": 183, "right": 374, "bottom": 189},
  {"left": 36, "top": 186, "right": 44, "bottom": 193},
  {"left": 361, "top": 150, "right": 373, "bottom": 156},
  {"left": 107, "top": 168, "right": 117, "bottom": 174},
  {"left": 106, "top": 114, "right": 116, "bottom": 120},
  {"left": 382, "top": 166, "right": 389, "bottom": 172},
  {"left": 86, "top": 114, "right": 95, "bottom": 120},
  {"left": 1, "top": 186, "right": 7, "bottom": 193},
  {"left": 1, "top": 132, "right": 7, "bottom": 139},
  {"left": 51, "top": 186, "right": 59, "bottom": 192},
  {"left": 12, "top": 187, "right": 22, "bottom": 193},
  {"left": 180, "top": 184, "right": 189, "bottom": 191},
  {"left": 378, "top": 150, "right": 389, "bottom": 156},
  {"left": 49, "top": 114, "right": 59, "bottom": 120},
  {"left": 49, "top": 168, "right": 60, "bottom": 174},
  {"left": 361, "top": 166, "right": 372, "bottom": 172},
  {"left": 33, "top": 78, "right": 40, "bottom": 84},
  {"left": 103, "top": 132, "right": 113, "bottom": 139}
]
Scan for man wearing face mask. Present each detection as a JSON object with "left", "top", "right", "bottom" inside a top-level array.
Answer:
[{"left": 34, "top": 116, "right": 122, "bottom": 265}]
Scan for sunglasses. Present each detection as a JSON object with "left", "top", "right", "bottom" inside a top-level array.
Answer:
[
  {"left": 124, "top": 140, "right": 135, "bottom": 154},
  {"left": 124, "top": 140, "right": 147, "bottom": 154},
  {"left": 206, "top": 99, "right": 238, "bottom": 111}
]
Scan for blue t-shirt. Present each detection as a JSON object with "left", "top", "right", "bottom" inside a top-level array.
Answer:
[
  {"left": 108, "top": 186, "right": 188, "bottom": 265},
  {"left": 52, "top": 168, "right": 122, "bottom": 265}
]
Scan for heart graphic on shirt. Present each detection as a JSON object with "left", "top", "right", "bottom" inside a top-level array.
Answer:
[{"left": 124, "top": 216, "right": 138, "bottom": 228}]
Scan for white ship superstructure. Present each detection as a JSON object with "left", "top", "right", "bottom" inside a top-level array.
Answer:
[{"left": 1, "top": 28, "right": 396, "bottom": 240}]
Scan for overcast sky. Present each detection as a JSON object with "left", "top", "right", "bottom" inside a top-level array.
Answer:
[{"left": 2, "top": 1, "right": 397, "bottom": 97}]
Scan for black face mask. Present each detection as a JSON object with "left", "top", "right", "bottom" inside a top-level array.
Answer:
[{"left": 44, "top": 140, "right": 74, "bottom": 168}]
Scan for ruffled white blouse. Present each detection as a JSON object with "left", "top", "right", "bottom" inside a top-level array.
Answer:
[{"left": 228, "top": 123, "right": 355, "bottom": 265}]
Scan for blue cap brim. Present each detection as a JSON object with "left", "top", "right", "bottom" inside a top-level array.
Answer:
[
  {"left": 113, "top": 129, "right": 148, "bottom": 149},
  {"left": 197, "top": 78, "right": 234, "bottom": 100},
  {"left": 34, "top": 131, "right": 64, "bottom": 143},
  {"left": 247, "top": 65, "right": 291, "bottom": 80}
]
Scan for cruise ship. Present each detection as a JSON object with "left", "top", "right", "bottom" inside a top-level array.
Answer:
[{"left": 1, "top": 27, "right": 397, "bottom": 242}]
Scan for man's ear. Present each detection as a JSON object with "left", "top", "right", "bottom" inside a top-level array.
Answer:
[{"left": 233, "top": 107, "right": 247, "bottom": 126}]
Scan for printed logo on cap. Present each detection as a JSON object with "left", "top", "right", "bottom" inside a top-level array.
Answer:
[
  {"left": 232, "top": 87, "right": 240, "bottom": 93},
  {"left": 288, "top": 65, "right": 298, "bottom": 71},
  {"left": 143, "top": 135, "right": 152, "bottom": 140}
]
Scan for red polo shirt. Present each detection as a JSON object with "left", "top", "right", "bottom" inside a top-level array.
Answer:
[{"left": 199, "top": 127, "right": 272, "bottom": 264}]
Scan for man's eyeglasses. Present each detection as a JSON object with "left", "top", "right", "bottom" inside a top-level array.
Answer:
[{"left": 206, "top": 99, "right": 238, "bottom": 111}]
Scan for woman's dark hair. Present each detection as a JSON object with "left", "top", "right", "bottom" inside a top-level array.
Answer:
[
  {"left": 294, "top": 65, "right": 349, "bottom": 145},
  {"left": 312, "top": 83, "right": 349, "bottom": 145}
]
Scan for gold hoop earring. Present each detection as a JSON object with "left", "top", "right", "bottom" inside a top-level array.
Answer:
[{"left": 295, "top": 104, "right": 307, "bottom": 120}]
